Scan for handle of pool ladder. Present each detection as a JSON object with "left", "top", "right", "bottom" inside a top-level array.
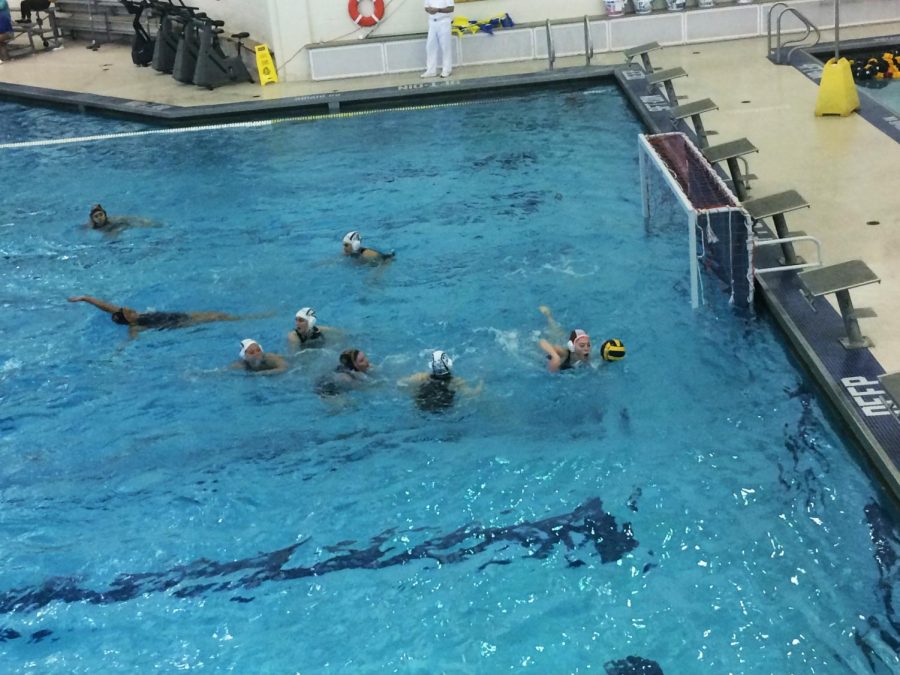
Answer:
[
  {"left": 752, "top": 234, "right": 824, "bottom": 311},
  {"left": 753, "top": 235, "right": 824, "bottom": 275},
  {"left": 584, "top": 16, "right": 594, "bottom": 66},
  {"left": 546, "top": 19, "right": 555, "bottom": 70}
]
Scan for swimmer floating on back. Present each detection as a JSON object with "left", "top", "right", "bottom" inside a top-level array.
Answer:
[
  {"left": 537, "top": 305, "right": 591, "bottom": 372},
  {"left": 398, "top": 350, "right": 483, "bottom": 413},
  {"left": 342, "top": 231, "right": 395, "bottom": 263},
  {"left": 86, "top": 204, "right": 160, "bottom": 234},
  {"left": 68, "top": 295, "right": 244, "bottom": 334},
  {"left": 287, "top": 306, "right": 335, "bottom": 350},
  {"left": 231, "top": 339, "right": 288, "bottom": 374}
]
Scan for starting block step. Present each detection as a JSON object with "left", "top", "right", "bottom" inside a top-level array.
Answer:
[
  {"left": 878, "top": 372, "right": 900, "bottom": 406},
  {"left": 798, "top": 259, "right": 880, "bottom": 298},
  {"left": 647, "top": 67, "right": 687, "bottom": 86},
  {"left": 624, "top": 41, "right": 661, "bottom": 61},
  {"left": 743, "top": 190, "right": 808, "bottom": 220},
  {"left": 702, "top": 137, "right": 758, "bottom": 164},
  {"left": 670, "top": 98, "right": 718, "bottom": 120}
]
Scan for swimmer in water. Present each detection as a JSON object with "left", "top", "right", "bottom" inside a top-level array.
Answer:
[
  {"left": 398, "top": 350, "right": 483, "bottom": 413},
  {"left": 287, "top": 307, "right": 336, "bottom": 350},
  {"left": 231, "top": 339, "right": 288, "bottom": 374},
  {"left": 315, "top": 348, "right": 372, "bottom": 397},
  {"left": 86, "top": 204, "right": 160, "bottom": 234},
  {"left": 537, "top": 306, "right": 591, "bottom": 372},
  {"left": 67, "top": 295, "right": 243, "bottom": 334},
  {"left": 342, "top": 231, "right": 395, "bottom": 263}
]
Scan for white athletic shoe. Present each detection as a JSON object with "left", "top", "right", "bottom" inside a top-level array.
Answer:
[
  {"left": 420, "top": 70, "right": 437, "bottom": 78},
  {"left": 440, "top": 70, "right": 452, "bottom": 78}
]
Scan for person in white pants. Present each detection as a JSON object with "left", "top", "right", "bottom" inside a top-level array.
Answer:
[{"left": 422, "top": 0, "right": 454, "bottom": 78}]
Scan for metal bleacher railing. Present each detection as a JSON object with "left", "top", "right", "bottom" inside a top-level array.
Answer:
[{"left": 54, "top": 0, "right": 138, "bottom": 47}]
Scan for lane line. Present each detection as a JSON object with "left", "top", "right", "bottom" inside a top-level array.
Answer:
[{"left": 0, "top": 99, "right": 494, "bottom": 150}]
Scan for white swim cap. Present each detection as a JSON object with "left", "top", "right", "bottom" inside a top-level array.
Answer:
[
  {"left": 566, "top": 329, "right": 589, "bottom": 352},
  {"left": 342, "top": 231, "right": 362, "bottom": 252},
  {"left": 295, "top": 307, "right": 317, "bottom": 329},
  {"left": 430, "top": 350, "right": 453, "bottom": 376},
  {"left": 239, "top": 338, "right": 261, "bottom": 360}
]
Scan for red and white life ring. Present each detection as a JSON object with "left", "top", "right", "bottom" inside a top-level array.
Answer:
[{"left": 348, "top": 0, "right": 385, "bottom": 27}]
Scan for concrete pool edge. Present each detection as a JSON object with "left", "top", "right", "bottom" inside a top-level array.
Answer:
[{"left": 0, "top": 66, "right": 617, "bottom": 125}]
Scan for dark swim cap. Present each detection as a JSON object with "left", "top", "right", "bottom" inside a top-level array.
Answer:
[{"left": 111, "top": 308, "right": 129, "bottom": 325}]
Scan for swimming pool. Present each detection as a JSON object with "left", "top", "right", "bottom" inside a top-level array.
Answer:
[
  {"left": 1, "top": 88, "right": 899, "bottom": 673},
  {"left": 859, "top": 78, "right": 900, "bottom": 116}
]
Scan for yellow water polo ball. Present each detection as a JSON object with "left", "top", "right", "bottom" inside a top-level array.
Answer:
[{"left": 601, "top": 339, "right": 626, "bottom": 361}]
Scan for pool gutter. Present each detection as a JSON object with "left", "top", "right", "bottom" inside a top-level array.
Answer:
[{"left": 0, "top": 66, "right": 616, "bottom": 125}]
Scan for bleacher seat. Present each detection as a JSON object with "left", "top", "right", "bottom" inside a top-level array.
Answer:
[{"left": 54, "top": 0, "right": 139, "bottom": 43}]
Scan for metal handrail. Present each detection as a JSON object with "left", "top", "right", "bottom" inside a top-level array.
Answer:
[
  {"left": 782, "top": 16, "right": 820, "bottom": 64},
  {"left": 583, "top": 16, "right": 594, "bottom": 66},
  {"left": 753, "top": 235, "right": 823, "bottom": 274},
  {"left": 737, "top": 155, "right": 751, "bottom": 181},
  {"left": 767, "top": 3, "right": 820, "bottom": 64},
  {"left": 766, "top": 2, "right": 790, "bottom": 56},
  {"left": 546, "top": 19, "right": 555, "bottom": 70}
]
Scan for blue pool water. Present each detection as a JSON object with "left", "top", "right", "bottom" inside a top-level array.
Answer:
[
  {"left": 860, "top": 78, "right": 900, "bottom": 117},
  {"left": 1, "top": 89, "right": 899, "bottom": 673}
]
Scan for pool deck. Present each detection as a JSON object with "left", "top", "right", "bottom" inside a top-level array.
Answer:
[{"left": 2, "top": 22, "right": 900, "bottom": 493}]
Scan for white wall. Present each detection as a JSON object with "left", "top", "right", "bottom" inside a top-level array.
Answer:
[
  {"left": 330, "top": 0, "right": 603, "bottom": 40},
  {"left": 214, "top": 0, "right": 900, "bottom": 82},
  {"left": 185, "top": 0, "right": 274, "bottom": 49},
  {"left": 261, "top": 0, "right": 314, "bottom": 82},
  {"left": 271, "top": 0, "right": 610, "bottom": 81}
]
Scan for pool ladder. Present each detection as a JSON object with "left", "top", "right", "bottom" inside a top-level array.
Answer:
[
  {"left": 767, "top": 3, "right": 821, "bottom": 65},
  {"left": 545, "top": 16, "right": 596, "bottom": 70}
]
